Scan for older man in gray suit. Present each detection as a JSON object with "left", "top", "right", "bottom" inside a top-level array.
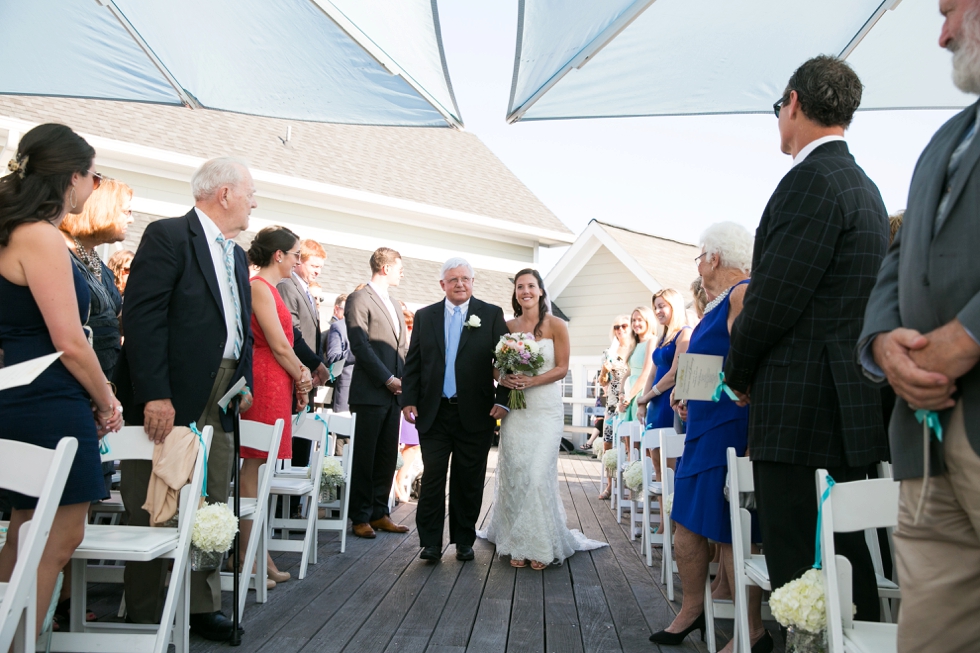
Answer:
[{"left": 860, "top": 1, "right": 980, "bottom": 650}]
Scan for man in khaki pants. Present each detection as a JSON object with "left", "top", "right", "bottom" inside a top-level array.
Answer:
[
  {"left": 859, "top": 2, "right": 980, "bottom": 650},
  {"left": 115, "top": 158, "right": 256, "bottom": 642}
]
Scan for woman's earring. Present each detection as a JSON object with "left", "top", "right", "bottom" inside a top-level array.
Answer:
[{"left": 69, "top": 186, "right": 77, "bottom": 209}]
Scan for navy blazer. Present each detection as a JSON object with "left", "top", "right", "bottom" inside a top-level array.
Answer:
[{"left": 115, "top": 209, "right": 253, "bottom": 433}]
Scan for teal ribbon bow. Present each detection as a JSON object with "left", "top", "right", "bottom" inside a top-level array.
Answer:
[
  {"left": 711, "top": 371, "right": 739, "bottom": 402},
  {"left": 915, "top": 409, "right": 944, "bottom": 443},
  {"left": 313, "top": 413, "right": 328, "bottom": 427},
  {"left": 99, "top": 438, "right": 111, "bottom": 456},
  {"left": 189, "top": 422, "right": 209, "bottom": 498},
  {"left": 813, "top": 474, "right": 836, "bottom": 570}
]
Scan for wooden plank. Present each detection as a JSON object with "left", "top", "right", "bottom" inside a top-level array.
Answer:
[
  {"left": 464, "top": 553, "right": 516, "bottom": 653},
  {"left": 543, "top": 565, "right": 584, "bottom": 653},
  {"left": 427, "top": 549, "right": 494, "bottom": 648},
  {"left": 508, "top": 568, "right": 544, "bottom": 653},
  {"left": 382, "top": 558, "right": 464, "bottom": 653}
]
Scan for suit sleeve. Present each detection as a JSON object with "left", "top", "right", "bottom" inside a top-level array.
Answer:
[
  {"left": 400, "top": 310, "right": 424, "bottom": 408},
  {"left": 277, "top": 280, "right": 304, "bottom": 332},
  {"left": 492, "top": 307, "right": 510, "bottom": 405},
  {"left": 292, "top": 326, "right": 320, "bottom": 370},
  {"left": 325, "top": 323, "right": 345, "bottom": 365},
  {"left": 856, "top": 223, "right": 904, "bottom": 381},
  {"left": 122, "top": 221, "right": 179, "bottom": 404},
  {"left": 725, "top": 168, "right": 842, "bottom": 392},
  {"left": 346, "top": 290, "right": 394, "bottom": 387}
]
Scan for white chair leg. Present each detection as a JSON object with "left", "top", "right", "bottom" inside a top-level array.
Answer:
[
  {"left": 70, "top": 558, "right": 86, "bottom": 633},
  {"left": 734, "top": 575, "right": 751, "bottom": 653},
  {"left": 704, "top": 577, "right": 716, "bottom": 653},
  {"left": 174, "top": 565, "right": 190, "bottom": 653},
  {"left": 298, "top": 494, "right": 317, "bottom": 580}
]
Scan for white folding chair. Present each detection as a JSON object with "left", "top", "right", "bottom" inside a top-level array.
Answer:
[
  {"left": 220, "top": 419, "right": 284, "bottom": 620},
  {"left": 317, "top": 412, "right": 356, "bottom": 554},
  {"left": 640, "top": 429, "right": 662, "bottom": 564},
  {"left": 817, "top": 471, "right": 899, "bottom": 653},
  {"left": 0, "top": 437, "right": 77, "bottom": 653},
  {"left": 656, "top": 430, "right": 684, "bottom": 599},
  {"left": 52, "top": 427, "right": 210, "bottom": 653},
  {"left": 267, "top": 413, "right": 328, "bottom": 580},
  {"left": 710, "top": 448, "right": 770, "bottom": 653},
  {"left": 614, "top": 420, "right": 640, "bottom": 522}
]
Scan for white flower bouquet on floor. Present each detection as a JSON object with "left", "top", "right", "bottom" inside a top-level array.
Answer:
[
  {"left": 602, "top": 449, "right": 618, "bottom": 473},
  {"left": 623, "top": 460, "right": 643, "bottom": 493},
  {"left": 190, "top": 502, "right": 238, "bottom": 570},
  {"left": 663, "top": 492, "right": 673, "bottom": 517},
  {"left": 320, "top": 457, "right": 345, "bottom": 503},
  {"left": 770, "top": 567, "right": 847, "bottom": 653},
  {"left": 493, "top": 332, "right": 545, "bottom": 409},
  {"left": 592, "top": 440, "right": 605, "bottom": 459}
]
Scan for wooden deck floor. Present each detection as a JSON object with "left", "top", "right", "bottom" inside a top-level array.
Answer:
[{"left": 97, "top": 449, "right": 785, "bottom": 653}]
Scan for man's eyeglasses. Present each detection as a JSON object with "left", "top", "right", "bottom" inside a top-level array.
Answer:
[
  {"left": 446, "top": 276, "right": 472, "bottom": 286},
  {"left": 772, "top": 97, "right": 785, "bottom": 118}
]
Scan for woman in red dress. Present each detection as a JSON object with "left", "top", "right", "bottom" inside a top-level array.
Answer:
[{"left": 240, "top": 226, "right": 312, "bottom": 586}]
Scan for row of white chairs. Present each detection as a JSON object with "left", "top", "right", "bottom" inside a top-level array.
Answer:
[{"left": 0, "top": 408, "right": 357, "bottom": 653}]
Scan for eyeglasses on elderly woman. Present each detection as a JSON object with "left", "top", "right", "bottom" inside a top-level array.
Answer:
[{"left": 613, "top": 324, "right": 629, "bottom": 331}]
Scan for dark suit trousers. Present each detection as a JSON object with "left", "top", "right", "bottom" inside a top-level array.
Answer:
[
  {"left": 349, "top": 401, "right": 401, "bottom": 524},
  {"left": 754, "top": 461, "right": 880, "bottom": 622},
  {"left": 416, "top": 401, "right": 494, "bottom": 548}
]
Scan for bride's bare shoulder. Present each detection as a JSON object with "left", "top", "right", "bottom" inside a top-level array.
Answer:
[{"left": 537, "top": 314, "right": 567, "bottom": 340}]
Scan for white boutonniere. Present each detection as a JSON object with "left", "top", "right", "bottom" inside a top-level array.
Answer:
[{"left": 464, "top": 315, "right": 481, "bottom": 329}]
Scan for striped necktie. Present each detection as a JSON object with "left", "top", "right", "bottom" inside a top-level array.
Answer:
[{"left": 215, "top": 235, "right": 243, "bottom": 358}]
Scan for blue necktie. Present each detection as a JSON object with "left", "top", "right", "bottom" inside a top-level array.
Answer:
[
  {"left": 444, "top": 306, "right": 462, "bottom": 398},
  {"left": 215, "top": 235, "right": 243, "bottom": 358}
]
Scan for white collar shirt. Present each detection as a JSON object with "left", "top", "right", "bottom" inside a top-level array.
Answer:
[
  {"left": 368, "top": 281, "right": 400, "bottom": 336},
  {"left": 195, "top": 207, "right": 241, "bottom": 360},
  {"left": 791, "top": 135, "right": 845, "bottom": 168},
  {"left": 293, "top": 271, "right": 317, "bottom": 317}
]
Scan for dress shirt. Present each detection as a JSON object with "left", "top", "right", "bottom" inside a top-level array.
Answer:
[
  {"left": 293, "top": 272, "right": 317, "bottom": 319},
  {"left": 368, "top": 281, "right": 400, "bottom": 337},
  {"left": 195, "top": 207, "right": 241, "bottom": 360},
  {"left": 791, "top": 135, "right": 846, "bottom": 168},
  {"left": 444, "top": 298, "right": 471, "bottom": 343}
]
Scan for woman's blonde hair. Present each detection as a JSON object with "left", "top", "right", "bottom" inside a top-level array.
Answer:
[
  {"left": 652, "top": 288, "right": 689, "bottom": 343},
  {"left": 59, "top": 178, "right": 132, "bottom": 242},
  {"left": 630, "top": 306, "right": 657, "bottom": 343}
]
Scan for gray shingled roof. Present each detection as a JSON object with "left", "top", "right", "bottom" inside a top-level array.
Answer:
[
  {"left": 0, "top": 95, "right": 569, "bottom": 234},
  {"left": 120, "top": 213, "right": 517, "bottom": 310},
  {"left": 595, "top": 220, "right": 701, "bottom": 304}
]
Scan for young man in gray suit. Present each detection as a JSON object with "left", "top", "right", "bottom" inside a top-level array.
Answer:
[
  {"left": 345, "top": 248, "right": 410, "bottom": 538},
  {"left": 860, "top": 1, "right": 980, "bottom": 649}
]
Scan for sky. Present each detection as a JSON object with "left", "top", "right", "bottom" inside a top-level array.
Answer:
[{"left": 436, "top": 0, "right": 961, "bottom": 273}]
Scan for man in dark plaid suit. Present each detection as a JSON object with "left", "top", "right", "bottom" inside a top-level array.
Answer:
[{"left": 724, "top": 56, "right": 889, "bottom": 621}]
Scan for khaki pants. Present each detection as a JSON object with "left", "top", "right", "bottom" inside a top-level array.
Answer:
[
  {"left": 121, "top": 361, "right": 237, "bottom": 621},
  {"left": 895, "top": 401, "right": 980, "bottom": 653}
]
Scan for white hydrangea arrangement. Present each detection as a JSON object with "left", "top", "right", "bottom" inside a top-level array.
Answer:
[
  {"left": 663, "top": 492, "right": 673, "bottom": 516},
  {"left": 623, "top": 460, "right": 643, "bottom": 492},
  {"left": 321, "top": 457, "right": 345, "bottom": 487},
  {"left": 602, "top": 448, "right": 618, "bottom": 473},
  {"left": 191, "top": 503, "right": 238, "bottom": 553},
  {"left": 769, "top": 568, "right": 828, "bottom": 634},
  {"left": 592, "top": 440, "right": 605, "bottom": 459}
]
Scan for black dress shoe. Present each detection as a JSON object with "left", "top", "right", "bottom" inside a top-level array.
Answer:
[
  {"left": 751, "top": 630, "right": 774, "bottom": 653},
  {"left": 419, "top": 546, "right": 443, "bottom": 561},
  {"left": 456, "top": 545, "right": 474, "bottom": 561},
  {"left": 189, "top": 611, "right": 240, "bottom": 641},
  {"left": 648, "top": 612, "right": 705, "bottom": 645}
]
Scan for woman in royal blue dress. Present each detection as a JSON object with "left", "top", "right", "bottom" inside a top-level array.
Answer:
[
  {"left": 636, "top": 288, "right": 691, "bottom": 530},
  {"left": 0, "top": 124, "right": 123, "bottom": 637},
  {"left": 648, "top": 222, "right": 770, "bottom": 653}
]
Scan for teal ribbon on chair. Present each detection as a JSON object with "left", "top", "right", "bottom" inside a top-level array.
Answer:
[
  {"left": 189, "top": 422, "right": 209, "bottom": 498},
  {"left": 813, "top": 474, "right": 836, "bottom": 570},
  {"left": 914, "top": 409, "right": 943, "bottom": 442},
  {"left": 711, "top": 372, "right": 739, "bottom": 402},
  {"left": 313, "top": 413, "right": 328, "bottom": 427}
]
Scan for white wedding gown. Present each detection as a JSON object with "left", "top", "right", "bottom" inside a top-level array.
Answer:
[{"left": 477, "top": 338, "right": 608, "bottom": 564}]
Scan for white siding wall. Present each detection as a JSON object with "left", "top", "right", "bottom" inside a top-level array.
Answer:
[{"left": 555, "top": 246, "right": 654, "bottom": 358}]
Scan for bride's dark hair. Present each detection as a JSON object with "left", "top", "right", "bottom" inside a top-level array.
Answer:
[{"left": 511, "top": 268, "right": 549, "bottom": 338}]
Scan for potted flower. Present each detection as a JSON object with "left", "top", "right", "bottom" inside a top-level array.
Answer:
[
  {"left": 623, "top": 459, "right": 644, "bottom": 494},
  {"left": 320, "top": 457, "right": 345, "bottom": 503},
  {"left": 190, "top": 502, "right": 238, "bottom": 571},
  {"left": 602, "top": 449, "right": 618, "bottom": 475},
  {"left": 769, "top": 568, "right": 834, "bottom": 653}
]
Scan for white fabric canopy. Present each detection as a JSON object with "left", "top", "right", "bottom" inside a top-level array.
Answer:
[
  {"left": 508, "top": 0, "right": 972, "bottom": 122},
  {"left": 0, "top": 0, "right": 460, "bottom": 127}
]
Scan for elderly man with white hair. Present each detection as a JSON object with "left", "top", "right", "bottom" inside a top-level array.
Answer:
[
  {"left": 115, "top": 157, "right": 256, "bottom": 641},
  {"left": 859, "top": 1, "right": 980, "bottom": 650},
  {"left": 401, "top": 257, "right": 509, "bottom": 562}
]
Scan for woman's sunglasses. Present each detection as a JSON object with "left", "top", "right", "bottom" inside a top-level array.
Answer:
[
  {"left": 613, "top": 324, "right": 629, "bottom": 331},
  {"left": 91, "top": 171, "right": 109, "bottom": 190}
]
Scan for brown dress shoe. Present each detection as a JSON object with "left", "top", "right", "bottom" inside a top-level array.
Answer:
[
  {"left": 352, "top": 522, "right": 376, "bottom": 538},
  {"left": 370, "top": 516, "right": 409, "bottom": 533}
]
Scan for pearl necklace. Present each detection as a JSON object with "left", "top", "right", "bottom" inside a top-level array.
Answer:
[
  {"left": 73, "top": 237, "right": 102, "bottom": 281},
  {"left": 703, "top": 286, "right": 732, "bottom": 315}
]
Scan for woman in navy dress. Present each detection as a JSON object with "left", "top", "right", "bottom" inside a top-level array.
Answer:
[
  {"left": 0, "top": 124, "right": 123, "bottom": 637},
  {"left": 648, "top": 222, "right": 770, "bottom": 652}
]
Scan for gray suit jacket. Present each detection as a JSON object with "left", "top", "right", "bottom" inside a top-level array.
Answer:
[
  {"left": 345, "top": 285, "right": 408, "bottom": 407},
  {"left": 277, "top": 273, "right": 320, "bottom": 355},
  {"left": 860, "top": 99, "right": 980, "bottom": 480}
]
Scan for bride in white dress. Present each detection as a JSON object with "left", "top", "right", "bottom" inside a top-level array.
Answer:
[{"left": 477, "top": 269, "right": 607, "bottom": 569}]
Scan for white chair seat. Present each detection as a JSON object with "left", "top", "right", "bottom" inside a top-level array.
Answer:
[
  {"left": 845, "top": 622, "right": 897, "bottom": 653},
  {"left": 744, "top": 556, "right": 771, "bottom": 590},
  {"left": 269, "top": 477, "right": 315, "bottom": 496},
  {"left": 235, "top": 498, "right": 257, "bottom": 518},
  {"left": 74, "top": 526, "right": 178, "bottom": 561},
  {"left": 274, "top": 468, "right": 309, "bottom": 479},
  {"left": 875, "top": 573, "right": 900, "bottom": 597},
  {"left": 647, "top": 481, "right": 662, "bottom": 495}
]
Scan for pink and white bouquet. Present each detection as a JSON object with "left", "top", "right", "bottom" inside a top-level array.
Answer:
[{"left": 494, "top": 332, "right": 545, "bottom": 409}]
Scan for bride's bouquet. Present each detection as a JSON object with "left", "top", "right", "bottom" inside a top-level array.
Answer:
[{"left": 494, "top": 332, "right": 545, "bottom": 409}]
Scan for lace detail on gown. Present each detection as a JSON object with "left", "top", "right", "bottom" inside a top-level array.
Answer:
[{"left": 477, "top": 339, "right": 608, "bottom": 563}]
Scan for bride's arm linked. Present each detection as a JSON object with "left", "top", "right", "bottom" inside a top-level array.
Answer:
[{"left": 512, "top": 317, "right": 570, "bottom": 388}]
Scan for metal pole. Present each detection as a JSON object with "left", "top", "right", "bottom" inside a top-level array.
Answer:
[{"left": 230, "top": 396, "right": 242, "bottom": 647}]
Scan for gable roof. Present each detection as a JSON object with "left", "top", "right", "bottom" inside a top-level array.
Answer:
[
  {"left": 546, "top": 219, "right": 701, "bottom": 304},
  {"left": 0, "top": 95, "right": 570, "bottom": 235}
]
